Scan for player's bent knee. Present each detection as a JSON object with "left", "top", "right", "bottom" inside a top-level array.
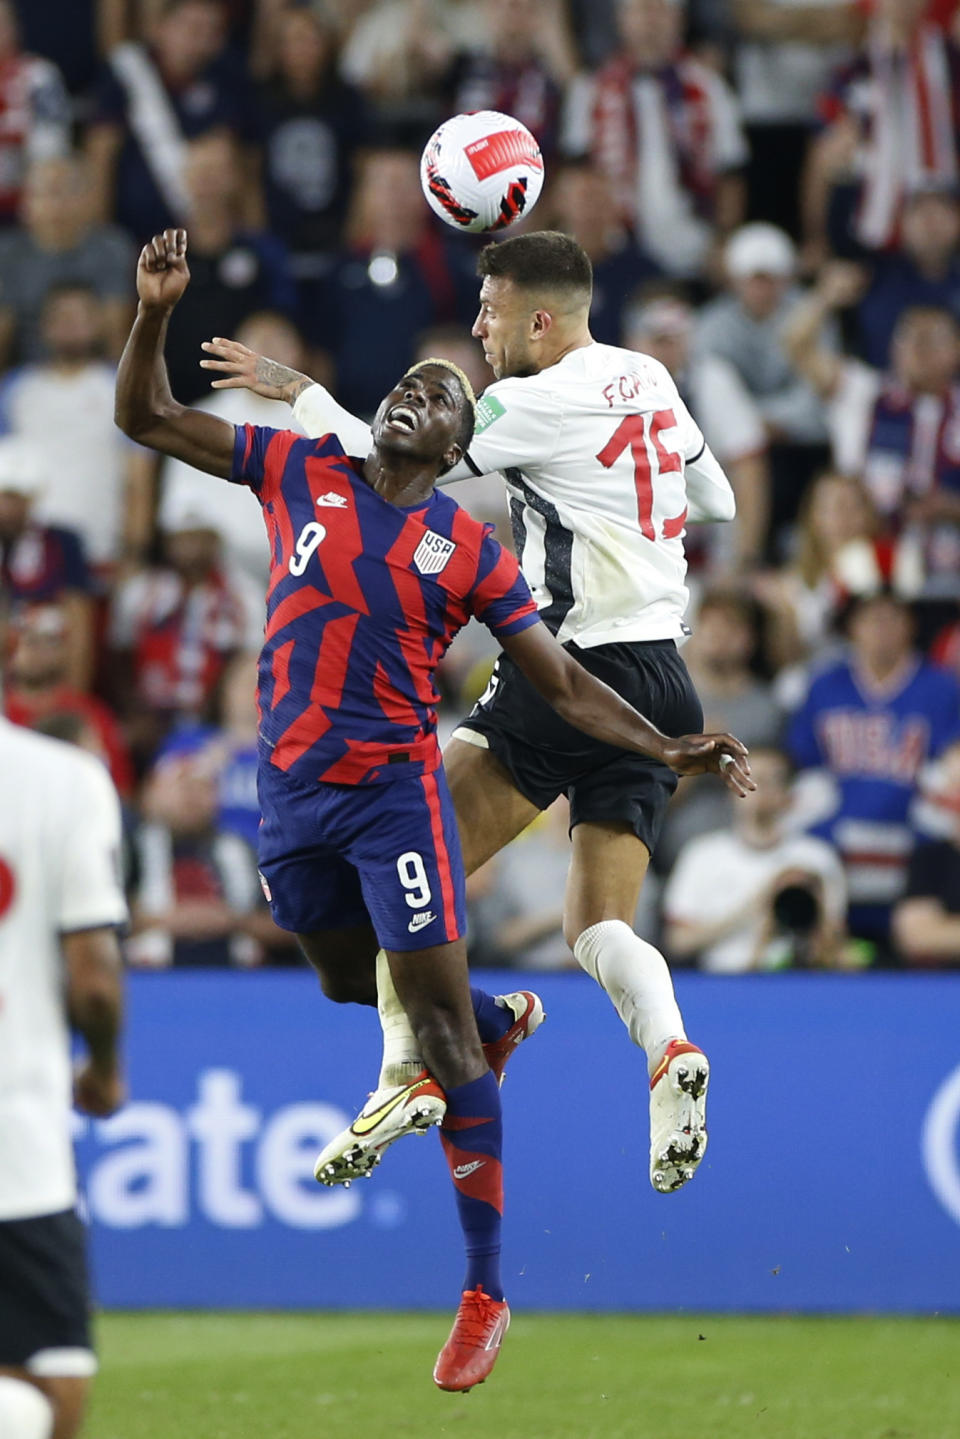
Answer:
[{"left": 569, "top": 918, "right": 634, "bottom": 977}]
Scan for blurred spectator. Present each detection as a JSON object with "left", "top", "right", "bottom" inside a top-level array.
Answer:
[
  {"left": 627, "top": 293, "right": 769, "bottom": 567},
  {"left": 256, "top": 2, "right": 369, "bottom": 266},
  {"left": 656, "top": 586, "right": 783, "bottom": 869},
  {"left": 696, "top": 223, "right": 833, "bottom": 546},
  {"left": 552, "top": 159, "right": 660, "bottom": 348},
  {"left": 663, "top": 745, "right": 847, "bottom": 971},
  {"left": 732, "top": 0, "right": 859, "bottom": 235},
  {"left": 786, "top": 262, "right": 960, "bottom": 598},
  {"left": 854, "top": 182, "right": 960, "bottom": 368},
  {"left": 682, "top": 587, "right": 784, "bottom": 749},
  {"left": 86, "top": 0, "right": 258, "bottom": 239},
  {"left": 108, "top": 504, "right": 262, "bottom": 762},
  {"left": 0, "top": 437, "right": 95, "bottom": 687},
  {"left": 155, "top": 650, "right": 263, "bottom": 849},
  {"left": 893, "top": 739, "right": 960, "bottom": 966},
  {"left": 4, "top": 602, "right": 134, "bottom": 795},
  {"left": 445, "top": 0, "right": 575, "bottom": 162},
  {"left": 0, "top": 281, "right": 155, "bottom": 573},
  {"left": 162, "top": 132, "right": 295, "bottom": 404},
  {"left": 315, "top": 147, "right": 469, "bottom": 415},
  {"left": 161, "top": 309, "right": 307, "bottom": 589},
  {"left": 563, "top": 0, "right": 748, "bottom": 279},
  {"left": 806, "top": 0, "right": 960, "bottom": 259},
  {"left": 787, "top": 590, "right": 960, "bottom": 956},
  {"left": 0, "top": 155, "right": 134, "bottom": 365},
  {"left": 0, "top": 0, "right": 70, "bottom": 225},
  {"left": 466, "top": 797, "right": 574, "bottom": 970},
  {"left": 340, "top": 0, "right": 486, "bottom": 141},
  {"left": 127, "top": 749, "right": 283, "bottom": 967},
  {"left": 755, "top": 470, "right": 924, "bottom": 667},
  {"left": 13, "top": 0, "right": 111, "bottom": 98}
]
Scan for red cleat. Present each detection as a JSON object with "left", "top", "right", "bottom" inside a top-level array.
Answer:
[
  {"left": 433, "top": 1286, "right": 511, "bottom": 1392},
  {"left": 482, "top": 991, "right": 545, "bottom": 1085}
]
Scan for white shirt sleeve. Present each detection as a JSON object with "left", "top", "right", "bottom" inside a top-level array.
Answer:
[
  {"left": 826, "top": 359, "right": 881, "bottom": 478},
  {"left": 704, "top": 66, "right": 749, "bottom": 171},
  {"left": 291, "top": 383, "right": 373, "bottom": 453},
  {"left": 57, "top": 756, "right": 128, "bottom": 933},
  {"left": 662, "top": 836, "right": 719, "bottom": 923},
  {"left": 672, "top": 382, "right": 737, "bottom": 523},
  {"left": 560, "top": 72, "right": 595, "bottom": 155}
]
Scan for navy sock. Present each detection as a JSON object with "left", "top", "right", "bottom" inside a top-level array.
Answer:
[
  {"left": 471, "top": 988, "right": 513, "bottom": 1044},
  {"left": 439, "top": 1071, "right": 504, "bottom": 1301}
]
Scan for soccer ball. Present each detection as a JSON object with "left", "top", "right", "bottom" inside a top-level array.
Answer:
[{"left": 420, "top": 111, "right": 544, "bottom": 234}]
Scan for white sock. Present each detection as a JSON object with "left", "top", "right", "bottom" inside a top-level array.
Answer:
[
  {"left": 0, "top": 1378, "right": 54, "bottom": 1439},
  {"left": 573, "top": 920, "right": 685, "bottom": 1075},
  {"left": 376, "top": 949, "right": 424, "bottom": 1088}
]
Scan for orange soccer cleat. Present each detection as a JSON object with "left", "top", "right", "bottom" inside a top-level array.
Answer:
[
  {"left": 482, "top": 990, "right": 545, "bottom": 1084},
  {"left": 433, "top": 1286, "right": 511, "bottom": 1392}
]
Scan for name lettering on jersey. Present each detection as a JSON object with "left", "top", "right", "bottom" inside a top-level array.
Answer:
[
  {"left": 602, "top": 372, "right": 653, "bottom": 408},
  {"left": 474, "top": 395, "right": 506, "bottom": 433},
  {"left": 316, "top": 491, "right": 349, "bottom": 508},
  {"left": 413, "top": 530, "right": 457, "bottom": 576}
]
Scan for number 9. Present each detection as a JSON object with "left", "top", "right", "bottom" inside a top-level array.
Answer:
[{"left": 397, "top": 851, "right": 432, "bottom": 909}]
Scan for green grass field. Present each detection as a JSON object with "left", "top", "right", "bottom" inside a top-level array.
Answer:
[{"left": 87, "top": 1311, "right": 958, "bottom": 1439}]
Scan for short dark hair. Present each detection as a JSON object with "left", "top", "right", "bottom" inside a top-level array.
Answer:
[{"left": 478, "top": 231, "right": 593, "bottom": 303}]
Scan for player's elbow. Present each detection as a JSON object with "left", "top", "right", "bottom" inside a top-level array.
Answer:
[
  {"left": 713, "top": 488, "right": 737, "bottom": 523},
  {"left": 68, "top": 972, "right": 122, "bottom": 1033}
]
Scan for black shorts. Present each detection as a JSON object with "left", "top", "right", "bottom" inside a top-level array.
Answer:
[
  {"left": 0, "top": 1209, "right": 95, "bottom": 1374},
  {"left": 454, "top": 638, "right": 703, "bottom": 855}
]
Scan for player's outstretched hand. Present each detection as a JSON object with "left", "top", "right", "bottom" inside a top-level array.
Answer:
[
  {"left": 137, "top": 228, "right": 190, "bottom": 311},
  {"left": 199, "top": 336, "right": 311, "bottom": 404},
  {"left": 660, "top": 734, "right": 755, "bottom": 797},
  {"left": 74, "top": 1059, "right": 126, "bottom": 1118}
]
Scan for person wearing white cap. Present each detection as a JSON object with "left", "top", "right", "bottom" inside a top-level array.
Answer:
[
  {"left": 696, "top": 222, "right": 835, "bottom": 544},
  {"left": 0, "top": 436, "right": 95, "bottom": 690}
]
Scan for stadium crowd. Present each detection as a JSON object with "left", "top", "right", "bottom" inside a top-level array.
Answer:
[{"left": 2, "top": 0, "right": 960, "bottom": 971}]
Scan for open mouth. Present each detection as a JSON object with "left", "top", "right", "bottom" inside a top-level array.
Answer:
[{"left": 387, "top": 405, "right": 419, "bottom": 433}]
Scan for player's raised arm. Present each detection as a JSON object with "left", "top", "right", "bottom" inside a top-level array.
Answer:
[
  {"left": 114, "top": 229, "right": 236, "bottom": 479},
  {"left": 499, "top": 621, "right": 755, "bottom": 796},
  {"left": 200, "top": 336, "right": 375, "bottom": 454}
]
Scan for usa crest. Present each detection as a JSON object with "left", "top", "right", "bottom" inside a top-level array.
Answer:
[{"left": 414, "top": 529, "right": 457, "bottom": 575}]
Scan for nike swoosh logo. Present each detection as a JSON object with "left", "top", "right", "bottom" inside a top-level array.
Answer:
[
  {"left": 453, "top": 1160, "right": 485, "bottom": 1180},
  {"left": 351, "top": 1078, "right": 431, "bottom": 1138}
]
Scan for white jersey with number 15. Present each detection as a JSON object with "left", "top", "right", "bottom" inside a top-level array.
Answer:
[{"left": 292, "top": 341, "right": 736, "bottom": 648}]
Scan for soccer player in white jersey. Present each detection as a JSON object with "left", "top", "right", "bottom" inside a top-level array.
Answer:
[
  {"left": 0, "top": 716, "right": 127, "bottom": 1439},
  {"left": 200, "top": 230, "right": 741, "bottom": 1195}
]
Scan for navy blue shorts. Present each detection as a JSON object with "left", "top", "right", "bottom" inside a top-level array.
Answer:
[{"left": 257, "top": 765, "right": 466, "bottom": 951}]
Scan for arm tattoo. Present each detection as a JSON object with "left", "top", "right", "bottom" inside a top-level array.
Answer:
[{"left": 254, "top": 355, "right": 311, "bottom": 403}]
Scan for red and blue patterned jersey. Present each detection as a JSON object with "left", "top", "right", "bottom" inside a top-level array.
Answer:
[{"left": 231, "top": 424, "right": 540, "bottom": 785}]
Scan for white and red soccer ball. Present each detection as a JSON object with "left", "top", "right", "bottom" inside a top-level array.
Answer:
[{"left": 420, "top": 111, "right": 544, "bottom": 234}]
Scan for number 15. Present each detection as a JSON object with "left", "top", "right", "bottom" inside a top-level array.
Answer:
[{"left": 596, "top": 411, "right": 687, "bottom": 542}]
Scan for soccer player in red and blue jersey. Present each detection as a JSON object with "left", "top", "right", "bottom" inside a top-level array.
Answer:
[{"left": 116, "top": 230, "right": 753, "bottom": 1392}]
